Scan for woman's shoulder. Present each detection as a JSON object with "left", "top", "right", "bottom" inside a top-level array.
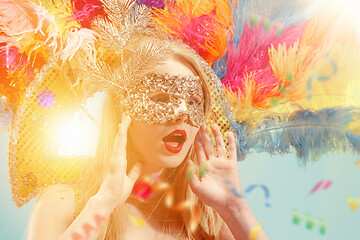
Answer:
[
  {"left": 36, "top": 184, "right": 76, "bottom": 210},
  {"left": 27, "top": 184, "right": 77, "bottom": 239},
  {"left": 38, "top": 183, "right": 76, "bottom": 201}
]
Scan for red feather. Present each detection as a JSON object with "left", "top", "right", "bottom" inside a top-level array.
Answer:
[{"left": 69, "top": 0, "right": 105, "bottom": 28}]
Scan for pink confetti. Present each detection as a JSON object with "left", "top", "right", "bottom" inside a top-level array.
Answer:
[{"left": 132, "top": 180, "right": 153, "bottom": 200}]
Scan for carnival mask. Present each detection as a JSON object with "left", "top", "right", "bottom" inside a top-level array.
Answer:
[{"left": 123, "top": 73, "right": 205, "bottom": 127}]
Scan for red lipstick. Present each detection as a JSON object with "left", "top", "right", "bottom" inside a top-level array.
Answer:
[{"left": 162, "top": 129, "right": 187, "bottom": 153}]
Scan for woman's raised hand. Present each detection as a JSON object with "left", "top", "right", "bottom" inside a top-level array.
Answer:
[
  {"left": 97, "top": 114, "right": 142, "bottom": 209},
  {"left": 188, "top": 124, "right": 243, "bottom": 212}
]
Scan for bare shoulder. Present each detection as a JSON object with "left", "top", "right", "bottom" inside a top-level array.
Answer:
[{"left": 27, "top": 184, "right": 76, "bottom": 240}]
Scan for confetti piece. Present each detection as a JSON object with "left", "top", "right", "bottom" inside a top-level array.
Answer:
[
  {"left": 187, "top": 163, "right": 194, "bottom": 180},
  {"left": 37, "top": 90, "right": 55, "bottom": 108},
  {"left": 165, "top": 186, "right": 174, "bottom": 208},
  {"left": 317, "top": 219, "right": 326, "bottom": 235},
  {"left": 248, "top": 222, "right": 265, "bottom": 240},
  {"left": 224, "top": 180, "right": 243, "bottom": 198},
  {"left": 292, "top": 209, "right": 302, "bottom": 225},
  {"left": 190, "top": 205, "right": 200, "bottom": 233},
  {"left": 304, "top": 213, "right": 315, "bottom": 230},
  {"left": 308, "top": 180, "right": 332, "bottom": 196},
  {"left": 127, "top": 214, "right": 146, "bottom": 227},
  {"left": 346, "top": 196, "right": 360, "bottom": 211},
  {"left": 225, "top": 182, "right": 271, "bottom": 207},
  {"left": 244, "top": 185, "right": 271, "bottom": 207},
  {"left": 152, "top": 182, "right": 169, "bottom": 191},
  {"left": 292, "top": 210, "right": 326, "bottom": 234},
  {"left": 199, "top": 165, "right": 207, "bottom": 177},
  {"left": 354, "top": 160, "right": 360, "bottom": 168},
  {"left": 173, "top": 200, "right": 194, "bottom": 211},
  {"left": 132, "top": 180, "right": 153, "bottom": 200},
  {"left": 148, "top": 172, "right": 162, "bottom": 183}
]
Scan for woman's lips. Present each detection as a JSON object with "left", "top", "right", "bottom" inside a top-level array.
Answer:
[{"left": 162, "top": 129, "right": 187, "bottom": 153}]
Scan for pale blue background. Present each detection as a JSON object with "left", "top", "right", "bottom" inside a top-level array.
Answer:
[{"left": 1, "top": 131, "right": 359, "bottom": 240}]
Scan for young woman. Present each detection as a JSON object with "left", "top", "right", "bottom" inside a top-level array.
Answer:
[{"left": 25, "top": 34, "right": 269, "bottom": 240}]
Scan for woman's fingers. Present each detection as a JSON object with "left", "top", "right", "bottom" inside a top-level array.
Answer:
[
  {"left": 195, "top": 133, "right": 207, "bottom": 166},
  {"left": 127, "top": 162, "right": 143, "bottom": 184},
  {"left": 211, "top": 124, "right": 226, "bottom": 158},
  {"left": 227, "top": 131, "right": 237, "bottom": 162},
  {"left": 199, "top": 125, "right": 216, "bottom": 159},
  {"left": 187, "top": 160, "right": 201, "bottom": 192},
  {"left": 110, "top": 114, "right": 131, "bottom": 174}
]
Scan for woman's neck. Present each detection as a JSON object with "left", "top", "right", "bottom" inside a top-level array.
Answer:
[
  {"left": 126, "top": 191, "right": 183, "bottom": 232},
  {"left": 126, "top": 145, "right": 164, "bottom": 176}
]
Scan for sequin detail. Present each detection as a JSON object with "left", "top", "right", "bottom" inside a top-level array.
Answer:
[{"left": 123, "top": 73, "right": 204, "bottom": 127}]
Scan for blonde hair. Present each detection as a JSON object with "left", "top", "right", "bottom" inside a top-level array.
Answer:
[{"left": 77, "top": 38, "right": 223, "bottom": 239}]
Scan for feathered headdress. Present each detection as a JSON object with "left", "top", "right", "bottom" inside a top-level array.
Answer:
[
  {"left": 211, "top": 0, "right": 360, "bottom": 161},
  {"left": 2, "top": 0, "right": 360, "bottom": 207},
  {"left": 0, "top": 0, "right": 95, "bottom": 131},
  {"left": 151, "top": 0, "right": 232, "bottom": 65},
  {"left": 4, "top": 0, "right": 232, "bottom": 207}
]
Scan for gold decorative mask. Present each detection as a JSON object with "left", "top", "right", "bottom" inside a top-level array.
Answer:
[{"left": 123, "top": 73, "right": 205, "bottom": 127}]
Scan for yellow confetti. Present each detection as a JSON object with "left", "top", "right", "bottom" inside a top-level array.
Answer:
[
  {"left": 248, "top": 222, "right": 265, "bottom": 240},
  {"left": 353, "top": 160, "right": 360, "bottom": 168},
  {"left": 165, "top": 186, "right": 174, "bottom": 208},
  {"left": 190, "top": 205, "right": 201, "bottom": 233},
  {"left": 127, "top": 214, "right": 147, "bottom": 227},
  {"left": 346, "top": 196, "right": 360, "bottom": 211},
  {"left": 173, "top": 200, "right": 194, "bottom": 211},
  {"left": 153, "top": 182, "right": 170, "bottom": 191}
]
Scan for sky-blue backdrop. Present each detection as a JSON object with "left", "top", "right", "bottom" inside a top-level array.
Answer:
[{"left": 1, "top": 131, "right": 359, "bottom": 240}]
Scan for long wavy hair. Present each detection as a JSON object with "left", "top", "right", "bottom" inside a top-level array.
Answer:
[{"left": 77, "top": 38, "right": 223, "bottom": 240}]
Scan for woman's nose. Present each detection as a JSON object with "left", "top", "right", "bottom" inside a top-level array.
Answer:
[
  {"left": 174, "top": 114, "right": 189, "bottom": 123},
  {"left": 173, "top": 100, "right": 189, "bottom": 123},
  {"left": 174, "top": 100, "right": 188, "bottom": 115}
]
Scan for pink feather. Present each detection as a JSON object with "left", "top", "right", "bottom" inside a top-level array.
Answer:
[
  {"left": 0, "top": 46, "right": 29, "bottom": 75},
  {"left": 222, "top": 22, "right": 306, "bottom": 99}
]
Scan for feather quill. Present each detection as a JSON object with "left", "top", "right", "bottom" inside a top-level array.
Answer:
[
  {"left": 79, "top": 0, "right": 170, "bottom": 99},
  {"left": 59, "top": 28, "right": 97, "bottom": 62},
  {"left": 243, "top": 107, "right": 360, "bottom": 163}
]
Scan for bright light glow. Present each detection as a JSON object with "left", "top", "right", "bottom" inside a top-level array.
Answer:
[
  {"left": 300, "top": 0, "right": 360, "bottom": 35},
  {"left": 56, "top": 92, "right": 106, "bottom": 157},
  {"left": 344, "top": 0, "right": 360, "bottom": 35}
]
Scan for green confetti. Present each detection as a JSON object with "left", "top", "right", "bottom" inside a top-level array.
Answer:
[
  {"left": 305, "top": 219, "right": 315, "bottom": 230},
  {"left": 303, "top": 213, "right": 315, "bottom": 230},
  {"left": 292, "top": 215, "right": 302, "bottom": 225},
  {"left": 319, "top": 225, "right": 326, "bottom": 235},
  {"left": 199, "top": 166, "right": 207, "bottom": 177},
  {"left": 318, "top": 218, "right": 326, "bottom": 235},
  {"left": 186, "top": 169, "right": 193, "bottom": 180},
  {"left": 292, "top": 209, "right": 302, "bottom": 225}
]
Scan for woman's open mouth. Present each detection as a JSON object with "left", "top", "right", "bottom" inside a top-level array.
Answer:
[{"left": 162, "top": 130, "right": 187, "bottom": 153}]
